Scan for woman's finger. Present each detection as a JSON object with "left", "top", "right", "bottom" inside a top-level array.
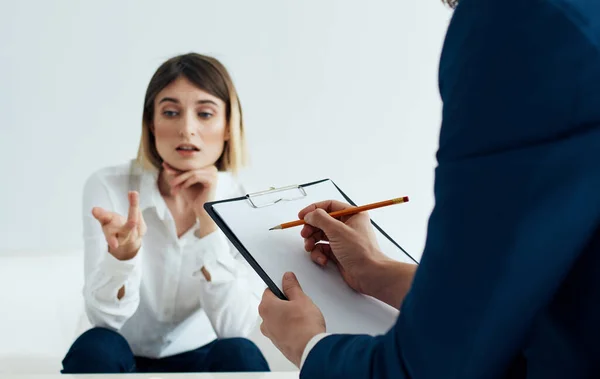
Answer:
[
  {"left": 180, "top": 175, "right": 200, "bottom": 190},
  {"left": 180, "top": 173, "right": 211, "bottom": 189},
  {"left": 162, "top": 162, "right": 184, "bottom": 177},
  {"left": 170, "top": 170, "right": 196, "bottom": 189},
  {"left": 183, "top": 170, "right": 217, "bottom": 189},
  {"left": 162, "top": 162, "right": 182, "bottom": 184},
  {"left": 107, "top": 235, "right": 119, "bottom": 251},
  {"left": 92, "top": 207, "right": 113, "bottom": 226},
  {"left": 119, "top": 220, "right": 137, "bottom": 244},
  {"left": 127, "top": 191, "right": 140, "bottom": 224},
  {"left": 119, "top": 222, "right": 137, "bottom": 245}
]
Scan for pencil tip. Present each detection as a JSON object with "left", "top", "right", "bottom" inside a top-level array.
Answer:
[{"left": 269, "top": 225, "right": 282, "bottom": 231}]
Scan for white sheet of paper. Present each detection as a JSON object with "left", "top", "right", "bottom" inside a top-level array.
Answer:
[{"left": 212, "top": 179, "right": 415, "bottom": 336}]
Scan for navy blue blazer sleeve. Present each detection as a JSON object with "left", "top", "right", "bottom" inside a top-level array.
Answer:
[{"left": 301, "top": 1, "right": 600, "bottom": 378}]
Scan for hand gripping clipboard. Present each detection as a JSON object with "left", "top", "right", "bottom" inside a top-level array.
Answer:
[{"left": 204, "top": 178, "right": 418, "bottom": 336}]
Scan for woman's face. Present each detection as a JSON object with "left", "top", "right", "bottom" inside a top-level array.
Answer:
[{"left": 152, "top": 76, "right": 228, "bottom": 171}]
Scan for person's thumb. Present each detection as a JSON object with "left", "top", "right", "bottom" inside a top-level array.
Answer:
[
  {"left": 282, "top": 272, "right": 305, "bottom": 300},
  {"left": 304, "top": 208, "right": 344, "bottom": 236}
]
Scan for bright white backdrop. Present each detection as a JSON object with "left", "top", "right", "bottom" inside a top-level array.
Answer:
[
  {"left": 0, "top": 0, "right": 454, "bottom": 373},
  {"left": 0, "top": 0, "right": 452, "bottom": 260}
]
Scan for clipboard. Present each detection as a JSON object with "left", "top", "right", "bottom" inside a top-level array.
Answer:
[{"left": 204, "top": 178, "right": 418, "bottom": 335}]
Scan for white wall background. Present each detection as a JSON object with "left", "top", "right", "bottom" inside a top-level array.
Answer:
[
  {"left": 0, "top": 0, "right": 453, "bottom": 373},
  {"left": 0, "top": 0, "right": 452, "bottom": 260}
]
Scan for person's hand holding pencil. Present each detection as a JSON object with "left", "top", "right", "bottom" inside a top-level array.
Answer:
[
  {"left": 259, "top": 196, "right": 417, "bottom": 362},
  {"left": 293, "top": 197, "right": 409, "bottom": 296},
  {"left": 294, "top": 197, "right": 417, "bottom": 308}
]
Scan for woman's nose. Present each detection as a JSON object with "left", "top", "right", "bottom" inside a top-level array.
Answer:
[{"left": 181, "top": 112, "right": 201, "bottom": 136}]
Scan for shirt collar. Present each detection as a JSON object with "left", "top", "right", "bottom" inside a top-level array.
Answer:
[{"left": 138, "top": 167, "right": 170, "bottom": 221}]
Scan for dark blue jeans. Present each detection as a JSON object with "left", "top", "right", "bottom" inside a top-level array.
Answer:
[{"left": 61, "top": 327, "right": 270, "bottom": 373}]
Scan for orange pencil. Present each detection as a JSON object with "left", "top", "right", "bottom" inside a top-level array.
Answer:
[{"left": 269, "top": 196, "right": 409, "bottom": 230}]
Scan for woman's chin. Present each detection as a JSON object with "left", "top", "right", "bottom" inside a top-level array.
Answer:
[{"left": 163, "top": 158, "right": 211, "bottom": 172}]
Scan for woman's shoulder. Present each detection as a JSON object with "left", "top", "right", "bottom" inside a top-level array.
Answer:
[{"left": 216, "top": 171, "right": 247, "bottom": 200}]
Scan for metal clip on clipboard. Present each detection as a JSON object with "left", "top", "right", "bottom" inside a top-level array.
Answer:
[{"left": 245, "top": 184, "right": 307, "bottom": 208}]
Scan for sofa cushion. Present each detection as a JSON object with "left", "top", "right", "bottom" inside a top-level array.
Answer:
[{"left": 0, "top": 250, "right": 84, "bottom": 373}]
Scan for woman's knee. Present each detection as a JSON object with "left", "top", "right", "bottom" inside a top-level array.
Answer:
[
  {"left": 208, "top": 338, "right": 269, "bottom": 371},
  {"left": 71, "top": 327, "right": 130, "bottom": 354},
  {"left": 214, "top": 337, "right": 259, "bottom": 353},
  {"left": 62, "top": 327, "right": 134, "bottom": 373}
]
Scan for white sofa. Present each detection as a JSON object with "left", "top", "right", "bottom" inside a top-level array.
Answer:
[{"left": 0, "top": 249, "right": 297, "bottom": 374}]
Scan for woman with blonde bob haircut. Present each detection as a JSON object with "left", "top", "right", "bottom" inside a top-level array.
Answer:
[
  {"left": 137, "top": 53, "right": 247, "bottom": 174},
  {"left": 62, "top": 53, "right": 269, "bottom": 374}
]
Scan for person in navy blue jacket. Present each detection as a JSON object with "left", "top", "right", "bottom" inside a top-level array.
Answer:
[{"left": 258, "top": 0, "right": 600, "bottom": 377}]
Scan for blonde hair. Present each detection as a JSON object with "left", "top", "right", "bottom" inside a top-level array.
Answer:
[{"left": 136, "top": 53, "right": 248, "bottom": 174}]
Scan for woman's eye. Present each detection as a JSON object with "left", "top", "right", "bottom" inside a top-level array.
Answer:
[
  {"left": 198, "top": 112, "right": 213, "bottom": 119},
  {"left": 163, "top": 110, "right": 178, "bottom": 117}
]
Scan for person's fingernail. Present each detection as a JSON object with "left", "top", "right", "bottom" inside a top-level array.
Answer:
[
  {"left": 284, "top": 272, "right": 294, "bottom": 281},
  {"left": 318, "top": 257, "right": 326, "bottom": 265}
]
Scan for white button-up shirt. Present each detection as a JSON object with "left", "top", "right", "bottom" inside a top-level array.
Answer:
[{"left": 81, "top": 162, "right": 265, "bottom": 358}]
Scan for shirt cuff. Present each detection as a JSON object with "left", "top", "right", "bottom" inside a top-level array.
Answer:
[
  {"left": 99, "top": 249, "right": 141, "bottom": 275},
  {"left": 88, "top": 249, "right": 142, "bottom": 306},
  {"left": 300, "top": 332, "right": 331, "bottom": 369},
  {"left": 189, "top": 230, "right": 236, "bottom": 282}
]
